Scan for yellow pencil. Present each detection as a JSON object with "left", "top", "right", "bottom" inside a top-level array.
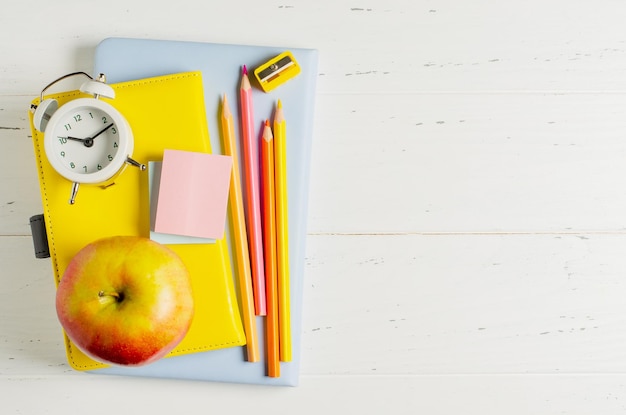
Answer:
[
  {"left": 274, "top": 100, "right": 291, "bottom": 362},
  {"left": 221, "top": 94, "right": 259, "bottom": 362}
]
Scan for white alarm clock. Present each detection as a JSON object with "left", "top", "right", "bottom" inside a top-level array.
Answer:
[{"left": 32, "top": 72, "right": 145, "bottom": 204}]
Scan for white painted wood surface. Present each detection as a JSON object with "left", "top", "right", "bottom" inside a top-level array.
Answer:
[{"left": 3, "top": 1, "right": 626, "bottom": 413}]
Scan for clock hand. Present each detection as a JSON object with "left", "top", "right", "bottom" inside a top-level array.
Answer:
[
  {"left": 89, "top": 122, "right": 114, "bottom": 141},
  {"left": 65, "top": 136, "right": 89, "bottom": 143}
]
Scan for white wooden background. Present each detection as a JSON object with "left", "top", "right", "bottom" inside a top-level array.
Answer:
[{"left": 3, "top": 0, "right": 626, "bottom": 413}]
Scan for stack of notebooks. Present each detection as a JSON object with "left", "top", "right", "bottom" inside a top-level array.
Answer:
[{"left": 28, "top": 38, "right": 318, "bottom": 386}]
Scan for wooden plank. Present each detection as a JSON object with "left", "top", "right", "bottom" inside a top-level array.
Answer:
[
  {"left": 0, "top": 236, "right": 64, "bottom": 374},
  {"left": 0, "top": 96, "right": 42, "bottom": 235},
  {"left": 308, "top": 92, "right": 626, "bottom": 233},
  {"left": 301, "top": 234, "right": 626, "bottom": 375},
  {"left": 3, "top": 373, "right": 626, "bottom": 414}
]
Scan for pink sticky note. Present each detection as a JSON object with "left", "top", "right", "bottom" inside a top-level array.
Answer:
[{"left": 154, "top": 149, "right": 233, "bottom": 239}]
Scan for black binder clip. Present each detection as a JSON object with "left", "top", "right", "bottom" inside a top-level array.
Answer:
[{"left": 29, "top": 214, "right": 50, "bottom": 258}]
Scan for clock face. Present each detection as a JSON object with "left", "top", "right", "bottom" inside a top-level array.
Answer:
[{"left": 43, "top": 98, "right": 133, "bottom": 184}]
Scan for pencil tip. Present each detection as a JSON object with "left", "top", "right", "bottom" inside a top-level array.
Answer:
[
  {"left": 222, "top": 94, "right": 231, "bottom": 118},
  {"left": 242, "top": 65, "right": 248, "bottom": 75},
  {"left": 263, "top": 120, "right": 273, "bottom": 141},
  {"left": 277, "top": 99, "right": 282, "bottom": 109}
]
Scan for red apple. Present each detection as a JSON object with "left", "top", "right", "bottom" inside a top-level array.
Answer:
[{"left": 55, "top": 235, "right": 194, "bottom": 366}]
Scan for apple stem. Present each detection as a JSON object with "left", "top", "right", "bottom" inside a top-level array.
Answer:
[{"left": 98, "top": 291, "right": 123, "bottom": 302}]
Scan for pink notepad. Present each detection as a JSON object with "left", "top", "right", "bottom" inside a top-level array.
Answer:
[{"left": 154, "top": 149, "right": 232, "bottom": 239}]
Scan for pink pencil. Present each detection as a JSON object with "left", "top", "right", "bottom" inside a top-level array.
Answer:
[{"left": 239, "top": 65, "right": 266, "bottom": 316}]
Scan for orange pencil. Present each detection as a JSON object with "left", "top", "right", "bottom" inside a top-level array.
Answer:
[
  {"left": 274, "top": 100, "right": 292, "bottom": 361},
  {"left": 239, "top": 65, "right": 266, "bottom": 316},
  {"left": 220, "top": 94, "right": 259, "bottom": 362},
  {"left": 261, "top": 120, "right": 280, "bottom": 377}
]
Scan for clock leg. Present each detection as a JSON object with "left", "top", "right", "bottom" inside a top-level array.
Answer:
[
  {"left": 69, "top": 182, "right": 80, "bottom": 205},
  {"left": 126, "top": 157, "right": 146, "bottom": 171}
]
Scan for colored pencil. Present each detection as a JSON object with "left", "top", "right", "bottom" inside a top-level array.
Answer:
[
  {"left": 261, "top": 120, "right": 280, "bottom": 377},
  {"left": 239, "top": 65, "right": 266, "bottom": 316},
  {"left": 220, "top": 94, "right": 259, "bottom": 362},
  {"left": 274, "top": 100, "right": 292, "bottom": 361}
]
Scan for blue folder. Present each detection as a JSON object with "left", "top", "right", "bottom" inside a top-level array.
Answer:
[{"left": 92, "top": 37, "right": 318, "bottom": 386}]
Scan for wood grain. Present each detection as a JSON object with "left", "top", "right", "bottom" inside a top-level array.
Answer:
[{"left": 3, "top": 0, "right": 626, "bottom": 413}]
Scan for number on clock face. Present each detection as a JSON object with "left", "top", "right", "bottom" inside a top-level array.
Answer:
[{"left": 52, "top": 107, "right": 120, "bottom": 174}]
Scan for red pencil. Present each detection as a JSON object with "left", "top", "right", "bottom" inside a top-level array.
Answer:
[
  {"left": 261, "top": 120, "right": 280, "bottom": 377},
  {"left": 239, "top": 65, "right": 266, "bottom": 316}
]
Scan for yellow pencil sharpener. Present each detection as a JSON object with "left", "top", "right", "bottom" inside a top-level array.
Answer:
[{"left": 253, "top": 51, "right": 301, "bottom": 92}]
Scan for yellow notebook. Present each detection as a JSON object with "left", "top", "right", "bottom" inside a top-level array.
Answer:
[{"left": 28, "top": 71, "right": 246, "bottom": 371}]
